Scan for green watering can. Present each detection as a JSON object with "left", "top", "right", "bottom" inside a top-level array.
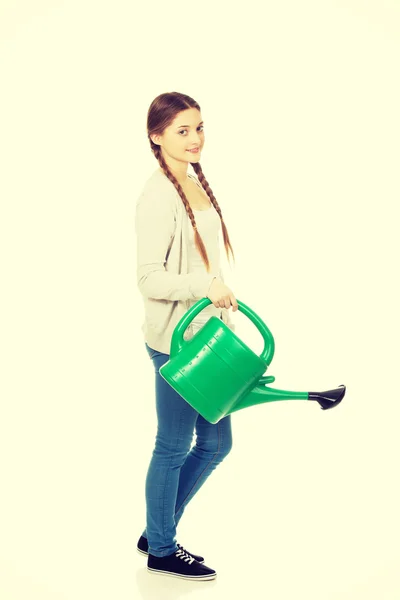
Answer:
[{"left": 159, "top": 298, "right": 346, "bottom": 424}]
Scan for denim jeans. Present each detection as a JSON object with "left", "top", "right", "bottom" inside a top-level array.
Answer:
[{"left": 141, "top": 341, "right": 233, "bottom": 557}]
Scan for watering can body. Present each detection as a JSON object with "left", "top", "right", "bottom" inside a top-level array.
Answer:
[{"left": 159, "top": 298, "right": 315, "bottom": 424}]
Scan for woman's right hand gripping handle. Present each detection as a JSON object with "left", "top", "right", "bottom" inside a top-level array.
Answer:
[{"left": 206, "top": 277, "right": 239, "bottom": 312}]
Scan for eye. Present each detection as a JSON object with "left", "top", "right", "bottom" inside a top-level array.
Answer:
[{"left": 178, "top": 125, "right": 204, "bottom": 135}]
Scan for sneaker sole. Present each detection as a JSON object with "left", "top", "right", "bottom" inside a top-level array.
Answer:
[{"left": 147, "top": 566, "right": 216, "bottom": 581}]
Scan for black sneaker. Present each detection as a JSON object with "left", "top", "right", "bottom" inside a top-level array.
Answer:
[{"left": 147, "top": 548, "right": 217, "bottom": 581}]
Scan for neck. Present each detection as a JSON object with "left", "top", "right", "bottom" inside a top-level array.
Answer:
[
  {"left": 158, "top": 151, "right": 192, "bottom": 186},
  {"left": 158, "top": 166, "right": 190, "bottom": 187}
]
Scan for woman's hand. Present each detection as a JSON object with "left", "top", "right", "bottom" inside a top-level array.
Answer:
[{"left": 207, "top": 277, "right": 239, "bottom": 311}]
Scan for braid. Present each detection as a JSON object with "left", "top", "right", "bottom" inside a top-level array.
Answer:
[
  {"left": 152, "top": 146, "right": 235, "bottom": 273},
  {"left": 192, "top": 163, "right": 235, "bottom": 264}
]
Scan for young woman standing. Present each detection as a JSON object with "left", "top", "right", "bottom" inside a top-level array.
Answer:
[{"left": 135, "top": 92, "right": 238, "bottom": 581}]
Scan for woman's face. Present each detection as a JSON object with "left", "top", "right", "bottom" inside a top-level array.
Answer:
[{"left": 153, "top": 107, "right": 205, "bottom": 165}]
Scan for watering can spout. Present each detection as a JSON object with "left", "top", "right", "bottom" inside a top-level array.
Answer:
[{"left": 229, "top": 379, "right": 346, "bottom": 415}]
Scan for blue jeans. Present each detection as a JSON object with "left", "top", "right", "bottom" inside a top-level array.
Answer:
[{"left": 141, "top": 341, "right": 233, "bottom": 557}]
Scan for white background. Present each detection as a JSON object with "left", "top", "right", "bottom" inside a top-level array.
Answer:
[{"left": 1, "top": 0, "right": 399, "bottom": 598}]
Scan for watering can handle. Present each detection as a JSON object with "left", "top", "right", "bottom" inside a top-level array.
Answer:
[{"left": 170, "top": 297, "right": 275, "bottom": 366}]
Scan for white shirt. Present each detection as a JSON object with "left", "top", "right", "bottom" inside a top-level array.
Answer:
[{"left": 186, "top": 203, "right": 223, "bottom": 334}]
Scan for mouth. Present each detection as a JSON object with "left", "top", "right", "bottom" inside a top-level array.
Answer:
[{"left": 187, "top": 148, "right": 200, "bottom": 153}]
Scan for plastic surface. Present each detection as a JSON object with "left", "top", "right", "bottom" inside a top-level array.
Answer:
[{"left": 159, "top": 298, "right": 345, "bottom": 424}]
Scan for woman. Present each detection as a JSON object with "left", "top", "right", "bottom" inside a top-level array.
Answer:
[{"left": 135, "top": 92, "right": 238, "bottom": 581}]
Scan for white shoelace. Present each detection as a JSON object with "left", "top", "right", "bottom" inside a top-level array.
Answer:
[{"left": 176, "top": 548, "right": 195, "bottom": 564}]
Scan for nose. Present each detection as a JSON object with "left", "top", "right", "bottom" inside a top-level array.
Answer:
[{"left": 189, "top": 132, "right": 202, "bottom": 146}]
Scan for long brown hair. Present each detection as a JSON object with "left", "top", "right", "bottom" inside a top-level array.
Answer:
[{"left": 147, "top": 92, "right": 235, "bottom": 273}]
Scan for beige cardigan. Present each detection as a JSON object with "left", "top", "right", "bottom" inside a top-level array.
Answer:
[{"left": 135, "top": 168, "right": 236, "bottom": 354}]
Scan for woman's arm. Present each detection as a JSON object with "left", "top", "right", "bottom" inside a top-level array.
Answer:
[{"left": 135, "top": 189, "right": 216, "bottom": 301}]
